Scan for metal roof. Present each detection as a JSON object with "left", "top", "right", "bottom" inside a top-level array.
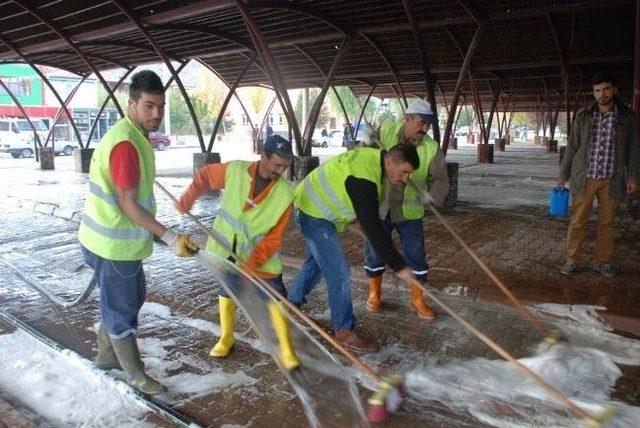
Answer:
[{"left": 0, "top": 0, "right": 634, "bottom": 113}]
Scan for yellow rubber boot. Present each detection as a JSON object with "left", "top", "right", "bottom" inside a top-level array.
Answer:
[
  {"left": 268, "top": 303, "right": 300, "bottom": 371},
  {"left": 210, "top": 296, "right": 236, "bottom": 357},
  {"left": 366, "top": 276, "right": 383, "bottom": 312}
]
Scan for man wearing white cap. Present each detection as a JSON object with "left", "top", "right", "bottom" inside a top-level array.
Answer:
[{"left": 364, "top": 99, "right": 449, "bottom": 319}]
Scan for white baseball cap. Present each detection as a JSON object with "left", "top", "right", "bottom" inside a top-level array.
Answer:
[{"left": 406, "top": 99, "right": 437, "bottom": 124}]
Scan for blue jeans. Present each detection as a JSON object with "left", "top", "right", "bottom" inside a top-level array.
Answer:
[
  {"left": 81, "top": 245, "right": 146, "bottom": 339},
  {"left": 288, "top": 211, "right": 355, "bottom": 330},
  {"left": 364, "top": 218, "right": 429, "bottom": 282}
]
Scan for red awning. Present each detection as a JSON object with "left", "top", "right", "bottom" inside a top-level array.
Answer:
[{"left": 0, "top": 105, "right": 69, "bottom": 118}]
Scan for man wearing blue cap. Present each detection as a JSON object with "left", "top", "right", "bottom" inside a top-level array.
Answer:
[
  {"left": 176, "top": 135, "right": 300, "bottom": 370},
  {"left": 364, "top": 99, "right": 449, "bottom": 319}
]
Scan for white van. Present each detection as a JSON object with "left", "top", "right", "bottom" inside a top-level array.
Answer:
[
  {"left": 0, "top": 118, "right": 78, "bottom": 158},
  {"left": 0, "top": 118, "right": 32, "bottom": 158}
]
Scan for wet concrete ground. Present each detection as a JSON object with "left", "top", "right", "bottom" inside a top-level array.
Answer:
[{"left": 1, "top": 142, "right": 639, "bottom": 426}]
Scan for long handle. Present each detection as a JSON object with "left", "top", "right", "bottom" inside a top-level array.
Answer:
[
  {"left": 348, "top": 222, "right": 591, "bottom": 420},
  {"left": 154, "top": 180, "right": 383, "bottom": 382},
  {"left": 406, "top": 179, "right": 551, "bottom": 339},
  {"left": 409, "top": 279, "right": 591, "bottom": 420}
]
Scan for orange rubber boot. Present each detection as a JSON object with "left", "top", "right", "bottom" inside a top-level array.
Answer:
[
  {"left": 366, "top": 276, "right": 383, "bottom": 312},
  {"left": 410, "top": 283, "right": 436, "bottom": 320}
]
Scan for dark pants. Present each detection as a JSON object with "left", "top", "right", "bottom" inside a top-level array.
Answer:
[
  {"left": 364, "top": 218, "right": 429, "bottom": 282},
  {"left": 81, "top": 245, "right": 146, "bottom": 339}
]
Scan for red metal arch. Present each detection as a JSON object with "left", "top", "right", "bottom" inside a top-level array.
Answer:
[
  {"left": 13, "top": 1, "right": 125, "bottom": 118},
  {"left": 0, "top": 35, "right": 85, "bottom": 147},
  {"left": 111, "top": 1, "right": 206, "bottom": 152}
]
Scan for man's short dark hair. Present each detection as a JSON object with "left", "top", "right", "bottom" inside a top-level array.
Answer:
[
  {"left": 386, "top": 143, "right": 420, "bottom": 170},
  {"left": 129, "top": 70, "right": 164, "bottom": 100},
  {"left": 592, "top": 73, "right": 616, "bottom": 87}
]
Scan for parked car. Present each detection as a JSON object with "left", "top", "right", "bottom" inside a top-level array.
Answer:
[{"left": 149, "top": 132, "right": 171, "bottom": 151}]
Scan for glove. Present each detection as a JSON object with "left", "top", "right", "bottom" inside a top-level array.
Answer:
[
  {"left": 362, "top": 127, "right": 382, "bottom": 148},
  {"left": 161, "top": 230, "right": 199, "bottom": 257},
  {"left": 420, "top": 190, "right": 434, "bottom": 205}
]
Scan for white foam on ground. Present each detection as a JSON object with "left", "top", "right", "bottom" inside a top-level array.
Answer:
[
  {"left": 0, "top": 329, "right": 151, "bottom": 427},
  {"left": 406, "top": 304, "right": 640, "bottom": 427}
]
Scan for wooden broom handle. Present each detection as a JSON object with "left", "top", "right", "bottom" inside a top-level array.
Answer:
[
  {"left": 406, "top": 178, "right": 551, "bottom": 338},
  {"left": 154, "top": 181, "right": 383, "bottom": 382}
]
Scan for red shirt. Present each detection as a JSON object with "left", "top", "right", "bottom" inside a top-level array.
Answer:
[{"left": 109, "top": 141, "right": 140, "bottom": 189}]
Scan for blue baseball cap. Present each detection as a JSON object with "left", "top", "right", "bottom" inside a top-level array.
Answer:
[{"left": 263, "top": 135, "right": 294, "bottom": 158}]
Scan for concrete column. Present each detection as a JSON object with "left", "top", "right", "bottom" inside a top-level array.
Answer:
[
  {"left": 559, "top": 146, "right": 566, "bottom": 165},
  {"left": 477, "top": 144, "right": 494, "bottom": 163},
  {"left": 494, "top": 138, "right": 505, "bottom": 152},
  {"left": 444, "top": 162, "right": 458, "bottom": 208},
  {"left": 38, "top": 147, "right": 55, "bottom": 170},
  {"left": 302, "top": 88, "right": 309, "bottom": 133},
  {"left": 293, "top": 156, "right": 319, "bottom": 181},
  {"left": 450, "top": 137, "right": 458, "bottom": 150},
  {"left": 74, "top": 148, "right": 94, "bottom": 173},
  {"left": 547, "top": 140, "right": 558, "bottom": 153},
  {"left": 193, "top": 152, "right": 220, "bottom": 176}
]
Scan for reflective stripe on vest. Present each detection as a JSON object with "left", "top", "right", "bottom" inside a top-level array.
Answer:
[
  {"left": 88, "top": 181, "right": 156, "bottom": 211},
  {"left": 81, "top": 215, "right": 151, "bottom": 240},
  {"left": 295, "top": 147, "right": 383, "bottom": 228},
  {"left": 206, "top": 161, "right": 293, "bottom": 275},
  {"left": 379, "top": 119, "right": 437, "bottom": 219}
]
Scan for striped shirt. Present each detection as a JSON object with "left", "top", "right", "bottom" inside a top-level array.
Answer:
[{"left": 587, "top": 105, "right": 617, "bottom": 179}]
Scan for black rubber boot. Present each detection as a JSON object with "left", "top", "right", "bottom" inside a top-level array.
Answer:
[
  {"left": 111, "top": 335, "right": 167, "bottom": 395},
  {"left": 95, "top": 323, "right": 122, "bottom": 370}
]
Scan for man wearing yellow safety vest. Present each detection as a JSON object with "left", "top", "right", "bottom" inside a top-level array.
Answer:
[
  {"left": 288, "top": 144, "right": 420, "bottom": 353},
  {"left": 78, "top": 71, "right": 198, "bottom": 395},
  {"left": 365, "top": 100, "right": 449, "bottom": 319},
  {"left": 175, "top": 135, "right": 300, "bottom": 370}
]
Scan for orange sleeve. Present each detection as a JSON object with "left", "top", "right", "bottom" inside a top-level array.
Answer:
[
  {"left": 175, "top": 163, "right": 229, "bottom": 214},
  {"left": 243, "top": 205, "right": 293, "bottom": 277}
]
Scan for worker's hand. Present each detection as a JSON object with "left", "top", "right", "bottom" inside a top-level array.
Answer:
[
  {"left": 395, "top": 267, "right": 415, "bottom": 285},
  {"left": 174, "top": 195, "right": 195, "bottom": 215},
  {"left": 161, "top": 230, "right": 199, "bottom": 257},
  {"left": 420, "top": 190, "right": 434, "bottom": 206},
  {"left": 627, "top": 181, "right": 638, "bottom": 196}
]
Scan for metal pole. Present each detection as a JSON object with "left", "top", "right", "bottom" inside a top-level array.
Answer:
[
  {"left": 356, "top": 85, "right": 377, "bottom": 133},
  {"left": 331, "top": 86, "right": 354, "bottom": 140},
  {"left": 44, "top": 75, "right": 89, "bottom": 147},
  {"left": 234, "top": 0, "right": 303, "bottom": 153},
  {"left": 301, "top": 38, "right": 354, "bottom": 153},
  {"left": 111, "top": 1, "right": 206, "bottom": 152},
  {"left": 442, "top": 26, "right": 482, "bottom": 154},
  {"left": 14, "top": 1, "right": 125, "bottom": 118},
  {"left": 0, "top": 77, "right": 43, "bottom": 148},
  {"left": 402, "top": 0, "right": 440, "bottom": 143},
  {"left": 0, "top": 37, "right": 85, "bottom": 147},
  {"left": 86, "top": 67, "right": 135, "bottom": 147},
  {"left": 209, "top": 57, "right": 255, "bottom": 151}
]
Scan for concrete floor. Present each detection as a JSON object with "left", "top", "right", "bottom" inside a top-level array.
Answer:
[{"left": 1, "top": 142, "right": 639, "bottom": 427}]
